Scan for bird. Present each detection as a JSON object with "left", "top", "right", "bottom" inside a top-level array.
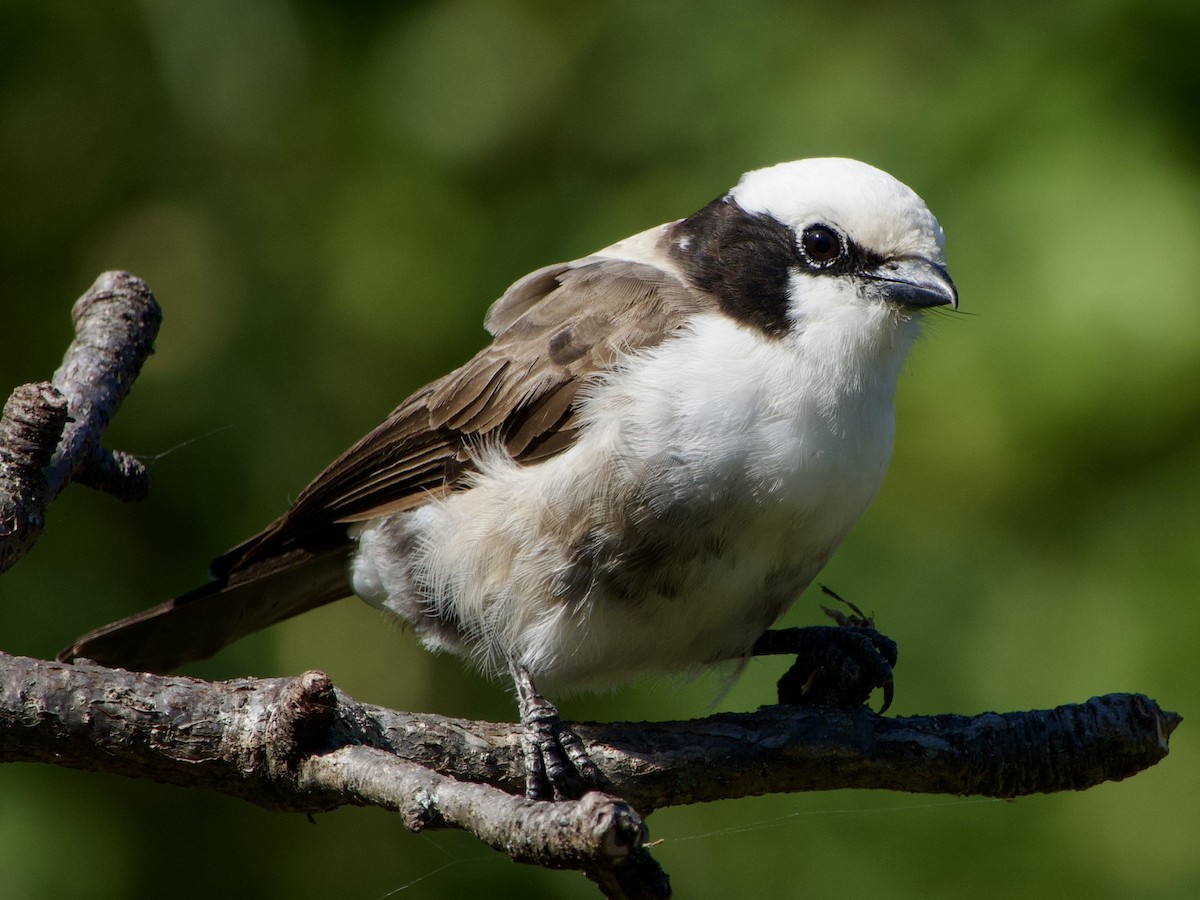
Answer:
[{"left": 61, "top": 157, "right": 957, "bottom": 799}]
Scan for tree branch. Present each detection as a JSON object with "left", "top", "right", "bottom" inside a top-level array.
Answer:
[
  {"left": 0, "top": 650, "right": 1177, "bottom": 896},
  {"left": 0, "top": 383, "right": 69, "bottom": 571},
  {"left": 0, "top": 271, "right": 160, "bottom": 572},
  {"left": 0, "top": 651, "right": 1178, "bottom": 808}
]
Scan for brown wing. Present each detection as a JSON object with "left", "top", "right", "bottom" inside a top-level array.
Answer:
[
  {"left": 215, "top": 251, "right": 708, "bottom": 575},
  {"left": 60, "top": 243, "right": 712, "bottom": 672}
]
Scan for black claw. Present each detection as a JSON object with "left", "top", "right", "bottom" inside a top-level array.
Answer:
[
  {"left": 819, "top": 583, "right": 875, "bottom": 629},
  {"left": 753, "top": 593, "right": 899, "bottom": 712},
  {"left": 879, "top": 679, "right": 895, "bottom": 715}
]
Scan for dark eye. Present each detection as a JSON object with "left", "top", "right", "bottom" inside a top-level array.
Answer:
[{"left": 801, "top": 225, "right": 843, "bottom": 266}]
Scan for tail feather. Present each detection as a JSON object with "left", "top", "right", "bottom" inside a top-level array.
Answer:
[{"left": 57, "top": 547, "right": 354, "bottom": 673}]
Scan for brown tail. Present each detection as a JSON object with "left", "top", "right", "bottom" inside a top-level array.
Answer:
[{"left": 57, "top": 547, "right": 353, "bottom": 672}]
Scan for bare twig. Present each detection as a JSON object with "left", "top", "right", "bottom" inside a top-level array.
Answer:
[
  {"left": 47, "top": 271, "right": 161, "bottom": 496},
  {"left": 0, "top": 651, "right": 1178, "bottom": 811},
  {"left": 0, "top": 383, "right": 69, "bottom": 571},
  {"left": 73, "top": 446, "right": 151, "bottom": 501},
  {"left": 0, "top": 652, "right": 667, "bottom": 892},
  {"left": 0, "top": 271, "right": 160, "bottom": 572},
  {"left": 0, "top": 650, "right": 1176, "bottom": 897}
]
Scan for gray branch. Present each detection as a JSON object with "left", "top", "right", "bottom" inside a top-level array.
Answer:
[
  {"left": 0, "top": 652, "right": 1178, "bottom": 878},
  {"left": 0, "top": 649, "right": 1179, "bottom": 894},
  {"left": 0, "top": 383, "right": 69, "bottom": 571},
  {"left": 0, "top": 271, "right": 160, "bottom": 572}
]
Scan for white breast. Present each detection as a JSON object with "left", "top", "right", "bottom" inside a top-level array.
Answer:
[{"left": 353, "top": 305, "right": 918, "bottom": 690}]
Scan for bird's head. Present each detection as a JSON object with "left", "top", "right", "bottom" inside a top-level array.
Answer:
[{"left": 671, "top": 157, "right": 957, "bottom": 337}]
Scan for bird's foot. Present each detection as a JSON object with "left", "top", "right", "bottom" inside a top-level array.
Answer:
[
  {"left": 752, "top": 586, "right": 898, "bottom": 712},
  {"left": 510, "top": 662, "right": 605, "bottom": 800}
]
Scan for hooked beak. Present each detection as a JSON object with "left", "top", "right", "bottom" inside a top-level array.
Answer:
[{"left": 862, "top": 256, "right": 958, "bottom": 310}]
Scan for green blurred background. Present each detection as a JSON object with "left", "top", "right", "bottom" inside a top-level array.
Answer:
[{"left": 2, "top": 1, "right": 1198, "bottom": 897}]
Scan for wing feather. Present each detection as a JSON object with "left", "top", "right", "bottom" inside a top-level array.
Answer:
[{"left": 218, "top": 242, "right": 708, "bottom": 574}]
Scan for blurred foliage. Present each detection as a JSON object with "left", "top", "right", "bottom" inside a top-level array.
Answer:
[{"left": 2, "top": 1, "right": 1198, "bottom": 898}]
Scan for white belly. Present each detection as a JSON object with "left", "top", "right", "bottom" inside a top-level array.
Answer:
[{"left": 353, "top": 311, "right": 913, "bottom": 689}]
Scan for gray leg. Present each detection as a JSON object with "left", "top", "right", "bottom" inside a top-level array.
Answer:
[{"left": 510, "top": 661, "right": 605, "bottom": 800}]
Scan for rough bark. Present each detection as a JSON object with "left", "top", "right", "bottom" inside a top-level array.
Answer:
[
  {"left": 2, "top": 652, "right": 1180, "bottom": 816},
  {"left": 0, "top": 271, "right": 159, "bottom": 571},
  {"left": 0, "top": 650, "right": 1178, "bottom": 899},
  {"left": 0, "top": 653, "right": 1177, "bottom": 813}
]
